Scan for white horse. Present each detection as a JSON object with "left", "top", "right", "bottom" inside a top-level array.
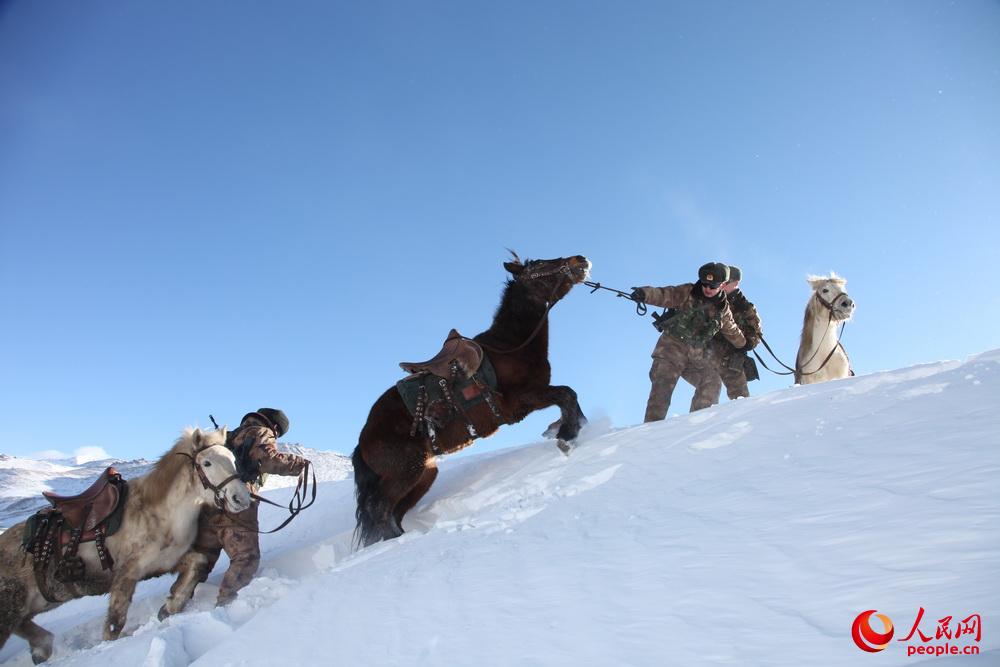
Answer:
[
  {"left": 795, "top": 272, "right": 855, "bottom": 384},
  {"left": 0, "top": 428, "right": 250, "bottom": 663}
]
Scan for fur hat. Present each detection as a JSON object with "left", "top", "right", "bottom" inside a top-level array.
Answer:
[
  {"left": 698, "top": 262, "right": 730, "bottom": 286},
  {"left": 255, "top": 408, "right": 289, "bottom": 437},
  {"left": 727, "top": 265, "right": 742, "bottom": 282}
]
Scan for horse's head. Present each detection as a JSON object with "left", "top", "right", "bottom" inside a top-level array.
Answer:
[
  {"left": 807, "top": 272, "right": 855, "bottom": 321},
  {"left": 503, "top": 252, "right": 591, "bottom": 303},
  {"left": 189, "top": 428, "right": 253, "bottom": 513}
]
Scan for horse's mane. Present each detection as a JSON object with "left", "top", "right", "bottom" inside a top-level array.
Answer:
[
  {"left": 132, "top": 428, "right": 201, "bottom": 502},
  {"left": 806, "top": 271, "right": 846, "bottom": 289},
  {"left": 484, "top": 277, "right": 547, "bottom": 344}
]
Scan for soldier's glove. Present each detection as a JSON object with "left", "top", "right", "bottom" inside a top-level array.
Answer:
[
  {"left": 296, "top": 457, "right": 310, "bottom": 475},
  {"left": 630, "top": 287, "right": 646, "bottom": 303}
]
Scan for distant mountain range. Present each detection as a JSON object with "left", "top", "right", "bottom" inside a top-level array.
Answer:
[{"left": 0, "top": 444, "right": 352, "bottom": 531}]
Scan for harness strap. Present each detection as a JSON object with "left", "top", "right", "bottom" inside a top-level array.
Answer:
[
  {"left": 438, "top": 375, "right": 478, "bottom": 438},
  {"left": 32, "top": 515, "right": 62, "bottom": 603},
  {"left": 95, "top": 525, "right": 114, "bottom": 570}
]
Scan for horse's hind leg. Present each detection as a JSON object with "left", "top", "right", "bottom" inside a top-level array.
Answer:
[
  {"left": 393, "top": 462, "right": 438, "bottom": 530},
  {"left": 354, "top": 440, "right": 428, "bottom": 546},
  {"left": 14, "top": 619, "right": 53, "bottom": 664}
]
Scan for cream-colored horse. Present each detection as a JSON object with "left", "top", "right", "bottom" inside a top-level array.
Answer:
[
  {"left": 795, "top": 273, "right": 855, "bottom": 384},
  {"left": 0, "top": 428, "right": 250, "bottom": 663}
]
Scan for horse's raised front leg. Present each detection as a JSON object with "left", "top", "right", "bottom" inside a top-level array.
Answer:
[
  {"left": 511, "top": 385, "right": 586, "bottom": 451},
  {"left": 104, "top": 573, "right": 138, "bottom": 640}
]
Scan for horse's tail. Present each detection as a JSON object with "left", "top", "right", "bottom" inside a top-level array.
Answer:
[{"left": 351, "top": 445, "right": 384, "bottom": 549}]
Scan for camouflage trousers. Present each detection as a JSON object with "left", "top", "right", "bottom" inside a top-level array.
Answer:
[
  {"left": 644, "top": 338, "right": 722, "bottom": 422},
  {"left": 169, "top": 501, "right": 261, "bottom": 606}
]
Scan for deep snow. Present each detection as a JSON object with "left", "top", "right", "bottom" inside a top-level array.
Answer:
[{"left": 1, "top": 352, "right": 998, "bottom": 666}]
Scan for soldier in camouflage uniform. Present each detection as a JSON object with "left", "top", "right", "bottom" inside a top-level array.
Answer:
[
  {"left": 162, "top": 408, "right": 308, "bottom": 611},
  {"left": 709, "top": 265, "right": 763, "bottom": 401},
  {"left": 631, "top": 262, "right": 747, "bottom": 422}
]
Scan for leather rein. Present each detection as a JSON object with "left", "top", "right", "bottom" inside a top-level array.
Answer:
[
  {"left": 245, "top": 462, "right": 317, "bottom": 534},
  {"left": 176, "top": 451, "right": 317, "bottom": 534}
]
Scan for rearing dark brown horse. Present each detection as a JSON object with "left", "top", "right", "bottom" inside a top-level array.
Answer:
[{"left": 352, "top": 253, "right": 591, "bottom": 546}]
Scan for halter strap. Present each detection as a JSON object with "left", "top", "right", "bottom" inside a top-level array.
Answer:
[{"left": 815, "top": 288, "right": 848, "bottom": 313}]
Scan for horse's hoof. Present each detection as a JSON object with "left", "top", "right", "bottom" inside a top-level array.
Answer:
[
  {"left": 556, "top": 439, "right": 574, "bottom": 456},
  {"left": 543, "top": 419, "right": 562, "bottom": 438},
  {"left": 157, "top": 604, "right": 170, "bottom": 622}
]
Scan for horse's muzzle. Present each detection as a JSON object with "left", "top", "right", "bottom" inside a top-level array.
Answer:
[
  {"left": 567, "top": 256, "right": 591, "bottom": 282},
  {"left": 832, "top": 295, "right": 855, "bottom": 320}
]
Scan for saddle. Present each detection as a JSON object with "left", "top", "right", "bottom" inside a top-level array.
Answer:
[
  {"left": 43, "top": 467, "right": 123, "bottom": 532},
  {"left": 24, "top": 467, "right": 128, "bottom": 598},
  {"left": 399, "top": 329, "right": 484, "bottom": 380}
]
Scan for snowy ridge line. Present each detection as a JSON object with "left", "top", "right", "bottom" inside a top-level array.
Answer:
[{"left": 1, "top": 351, "right": 998, "bottom": 666}]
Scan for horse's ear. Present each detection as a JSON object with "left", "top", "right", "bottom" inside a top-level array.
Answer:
[
  {"left": 191, "top": 428, "right": 202, "bottom": 448},
  {"left": 503, "top": 261, "right": 524, "bottom": 276},
  {"left": 219, "top": 426, "right": 228, "bottom": 442}
]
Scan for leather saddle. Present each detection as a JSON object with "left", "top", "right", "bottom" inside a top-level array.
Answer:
[
  {"left": 400, "top": 329, "right": 484, "bottom": 380},
  {"left": 43, "top": 467, "right": 124, "bottom": 533}
]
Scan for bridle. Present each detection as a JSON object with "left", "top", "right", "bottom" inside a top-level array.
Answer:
[
  {"left": 175, "top": 448, "right": 242, "bottom": 511},
  {"left": 815, "top": 287, "right": 852, "bottom": 318},
  {"left": 522, "top": 262, "right": 575, "bottom": 281}
]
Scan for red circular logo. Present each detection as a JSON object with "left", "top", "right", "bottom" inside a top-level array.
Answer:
[{"left": 852, "top": 610, "right": 895, "bottom": 652}]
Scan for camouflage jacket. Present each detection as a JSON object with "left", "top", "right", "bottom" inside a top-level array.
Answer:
[
  {"left": 228, "top": 412, "right": 306, "bottom": 492},
  {"left": 713, "top": 289, "right": 762, "bottom": 355},
  {"left": 638, "top": 283, "right": 746, "bottom": 357}
]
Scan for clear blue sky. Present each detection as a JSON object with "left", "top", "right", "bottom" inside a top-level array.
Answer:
[{"left": 2, "top": 1, "right": 998, "bottom": 460}]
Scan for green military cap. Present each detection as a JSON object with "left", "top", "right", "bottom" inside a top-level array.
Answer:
[{"left": 698, "top": 262, "right": 730, "bottom": 287}]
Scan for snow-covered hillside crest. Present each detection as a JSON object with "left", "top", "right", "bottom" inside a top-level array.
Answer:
[
  {"left": 0, "top": 445, "right": 351, "bottom": 531},
  {"left": 1, "top": 351, "right": 998, "bottom": 666}
]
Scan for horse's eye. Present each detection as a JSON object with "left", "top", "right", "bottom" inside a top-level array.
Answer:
[
  {"left": 822, "top": 288, "right": 829, "bottom": 293},
  {"left": 203, "top": 461, "right": 212, "bottom": 467}
]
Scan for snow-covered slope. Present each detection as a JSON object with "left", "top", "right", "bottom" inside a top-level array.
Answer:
[
  {"left": 1, "top": 352, "right": 998, "bottom": 666},
  {"left": 0, "top": 445, "right": 351, "bottom": 531}
]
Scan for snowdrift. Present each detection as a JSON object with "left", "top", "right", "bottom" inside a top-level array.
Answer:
[{"left": 2, "top": 351, "right": 998, "bottom": 666}]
